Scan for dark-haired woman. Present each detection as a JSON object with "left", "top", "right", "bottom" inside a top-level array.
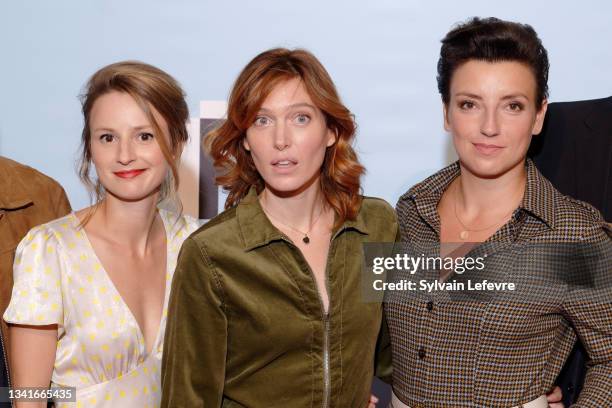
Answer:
[
  {"left": 388, "top": 17, "right": 611, "bottom": 408},
  {"left": 161, "top": 48, "right": 397, "bottom": 407}
]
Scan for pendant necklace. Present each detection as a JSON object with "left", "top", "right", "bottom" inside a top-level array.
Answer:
[
  {"left": 260, "top": 199, "right": 325, "bottom": 244},
  {"left": 453, "top": 180, "right": 516, "bottom": 240}
]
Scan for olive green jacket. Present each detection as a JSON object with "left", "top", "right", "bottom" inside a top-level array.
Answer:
[{"left": 161, "top": 188, "right": 397, "bottom": 407}]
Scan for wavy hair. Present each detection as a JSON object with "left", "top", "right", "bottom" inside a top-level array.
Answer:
[{"left": 206, "top": 48, "right": 364, "bottom": 227}]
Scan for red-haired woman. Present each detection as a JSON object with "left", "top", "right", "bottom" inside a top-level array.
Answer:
[{"left": 161, "top": 48, "right": 397, "bottom": 407}]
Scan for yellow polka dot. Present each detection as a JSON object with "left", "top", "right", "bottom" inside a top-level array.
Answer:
[
  {"left": 86, "top": 275, "right": 93, "bottom": 283},
  {"left": 61, "top": 222, "right": 69, "bottom": 229},
  {"left": 151, "top": 385, "right": 158, "bottom": 392},
  {"left": 89, "top": 397, "right": 96, "bottom": 404},
  {"left": 143, "top": 366, "right": 149, "bottom": 374},
  {"left": 30, "top": 243, "right": 38, "bottom": 251},
  {"left": 79, "top": 287, "right": 85, "bottom": 294},
  {"left": 101, "top": 344, "right": 110, "bottom": 352},
  {"left": 107, "top": 309, "right": 114, "bottom": 318},
  {"left": 76, "top": 401, "right": 83, "bottom": 408},
  {"left": 42, "top": 291, "right": 49, "bottom": 299},
  {"left": 28, "top": 303, "right": 36, "bottom": 311},
  {"left": 132, "top": 387, "right": 139, "bottom": 396},
  {"left": 26, "top": 233, "right": 33, "bottom": 242},
  {"left": 68, "top": 242, "right": 76, "bottom": 249},
  {"left": 105, "top": 363, "right": 113, "bottom": 371},
  {"left": 75, "top": 231, "right": 83, "bottom": 239},
  {"left": 96, "top": 321, "right": 104, "bottom": 329},
  {"left": 89, "top": 333, "right": 96, "bottom": 341},
  {"left": 71, "top": 357, "right": 78, "bottom": 365},
  {"left": 24, "top": 266, "right": 33, "bottom": 273},
  {"left": 115, "top": 353, "right": 122, "bottom": 360},
  {"left": 54, "top": 232, "right": 62, "bottom": 239},
  {"left": 166, "top": 272, "right": 171, "bottom": 281},
  {"left": 51, "top": 303, "right": 59, "bottom": 312},
  {"left": 47, "top": 245, "right": 55, "bottom": 253},
  {"left": 94, "top": 263, "right": 101, "bottom": 272},
  {"left": 100, "top": 286, "right": 108, "bottom": 294},
  {"left": 80, "top": 254, "right": 87, "bottom": 262},
  {"left": 162, "top": 308, "right": 168, "bottom": 318},
  {"left": 14, "top": 256, "right": 21, "bottom": 265},
  {"left": 92, "top": 354, "right": 100, "bottom": 362},
  {"left": 123, "top": 339, "right": 130, "bottom": 348},
  {"left": 44, "top": 266, "right": 52, "bottom": 275},
  {"left": 119, "top": 390, "right": 126, "bottom": 398},
  {"left": 131, "top": 370, "right": 139, "bottom": 377},
  {"left": 104, "top": 393, "right": 111, "bottom": 401},
  {"left": 113, "top": 295, "right": 121, "bottom": 303},
  {"left": 143, "top": 386, "right": 149, "bottom": 394},
  {"left": 152, "top": 366, "right": 158, "bottom": 374},
  {"left": 84, "top": 310, "right": 92, "bottom": 318},
  {"left": 35, "top": 314, "right": 45, "bottom": 321},
  {"left": 19, "top": 290, "right": 28, "bottom": 297}
]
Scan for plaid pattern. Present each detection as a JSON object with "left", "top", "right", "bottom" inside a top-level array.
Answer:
[{"left": 388, "top": 159, "right": 612, "bottom": 408}]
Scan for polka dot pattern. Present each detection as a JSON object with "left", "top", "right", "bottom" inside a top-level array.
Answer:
[{"left": 4, "top": 209, "right": 201, "bottom": 407}]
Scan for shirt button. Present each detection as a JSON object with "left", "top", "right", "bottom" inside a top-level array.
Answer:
[
  {"left": 418, "top": 348, "right": 426, "bottom": 360},
  {"left": 426, "top": 301, "right": 434, "bottom": 311}
]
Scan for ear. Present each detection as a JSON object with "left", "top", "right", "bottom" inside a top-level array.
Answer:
[
  {"left": 443, "top": 103, "right": 450, "bottom": 132},
  {"left": 326, "top": 127, "right": 337, "bottom": 147},
  {"left": 243, "top": 136, "right": 251, "bottom": 152},
  {"left": 531, "top": 99, "right": 548, "bottom": 136}
]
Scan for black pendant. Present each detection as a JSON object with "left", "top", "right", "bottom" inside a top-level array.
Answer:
[{"left": 302, "top": 236, "right": 310, "bottom": 244}]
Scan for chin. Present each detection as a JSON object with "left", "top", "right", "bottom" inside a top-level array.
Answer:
[
  {"left": 459, "top": 156, "right": 522, "bottom": 179},
  {"left": 103, "top": 185, "right": 161, "bottom": 203}
]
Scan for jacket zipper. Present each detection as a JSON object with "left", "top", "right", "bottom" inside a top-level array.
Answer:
[{"left": 282, "top": 235, "right": 335, "bottom": 408}]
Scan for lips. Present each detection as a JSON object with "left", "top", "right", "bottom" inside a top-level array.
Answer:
[
  {"left": 114, "top": 169, "right": 146, "bottom": 178},
  {"left": 271, "top": 158, "right": 298, "bottom": 167},
  {"left": 473, "top": 143, "right": 504, "bottom": 155}
]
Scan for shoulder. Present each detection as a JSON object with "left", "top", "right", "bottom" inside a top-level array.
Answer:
[
  {"left": 360, "top": 196, "right": 396, "bottom": 222},
  {"left": 550, "top": 193, "right": 609, "bottom": 241},
  {"left": 0, "top": 157, "right": 65, "bottom": 194},
  {"left": 185, "top": 206, "right": 241, "bottom": 251}
]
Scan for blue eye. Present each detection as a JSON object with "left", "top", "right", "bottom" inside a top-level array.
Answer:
[
  {"left": 294, "top": 114, "right": 311, "bottom": 125},
  {"left": 254, "top": 116, "right": 271, "bottom": 127}
]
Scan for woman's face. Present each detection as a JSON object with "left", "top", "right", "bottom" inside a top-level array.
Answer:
[
  {"left": 444, "top": 60, "right": 547, "bottom": 178},
  {"left": 244, "top": 77, "right": 335, "bottom": 195},
  {"left": 89, "top": 91, "right": 171, "bottom": 202}
]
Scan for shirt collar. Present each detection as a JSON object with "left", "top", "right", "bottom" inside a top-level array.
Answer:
[
  {"left": 403, "top": 158, "right": 556, "bottom": 232},
  {"left": 236, "top": 186, "right": 368, "bottom": 251}
]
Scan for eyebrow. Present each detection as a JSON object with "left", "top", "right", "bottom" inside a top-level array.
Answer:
[
  {"left": 92, "top": 125, "right": 153, "bottom": 133},
  {"left": 257, "top": 103, "right": 317, "bottom": 113},
  {"left": 454, "top": 92, "right": 530, "bottom": 100}
]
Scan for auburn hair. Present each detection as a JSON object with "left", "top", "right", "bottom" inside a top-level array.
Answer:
[{"left": 206, "top": 48, "right": 364, "bottom": 227}]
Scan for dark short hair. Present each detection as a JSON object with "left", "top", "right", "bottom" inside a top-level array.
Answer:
[{"left": 437, "top": 17, "right": 549, "bottom": 108}]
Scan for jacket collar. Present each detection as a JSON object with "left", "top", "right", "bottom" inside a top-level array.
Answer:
[
  {"left": 403, "top": 159, "right": 556, "bottom": 233},
  {"left": 236, "top": 186, "right": 368, "bottom": 251}
]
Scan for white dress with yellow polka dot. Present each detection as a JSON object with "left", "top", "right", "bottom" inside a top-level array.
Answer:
[{"left": 3, "top": 209, "right": 201, "bottom": 407}]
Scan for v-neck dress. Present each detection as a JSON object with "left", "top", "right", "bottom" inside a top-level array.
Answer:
[{"left": 4, "top": 209, "right": 200, "bottom": 407}]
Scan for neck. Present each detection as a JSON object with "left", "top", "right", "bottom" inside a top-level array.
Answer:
[
  {"left": 455, "top": 160, "right": 526, "bottom": 216},
  {"left": 90, "top": 193, "right": 161, "bottom": 255},
  {"left": 260, "top": 179, "right": 328, "bottom": 233}
]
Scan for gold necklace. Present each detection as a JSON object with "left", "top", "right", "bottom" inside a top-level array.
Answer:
[
  {"left": 260, "top": 198, "right": 325, "bottom": 244},
  {"left": 452, "top": 180, "right": 516, "bottom": 240}
]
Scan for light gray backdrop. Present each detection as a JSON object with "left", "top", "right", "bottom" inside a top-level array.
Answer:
[{"left": 1, "top": 1, "right": 611, "bottom": 210}]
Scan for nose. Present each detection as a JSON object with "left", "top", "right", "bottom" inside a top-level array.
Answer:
[
  {"left": 273, "top": 121, "right": 290, "bottom": 151},
  {"left": 117, "top": 137, "right": 136, "bottom": 165},
  {"left": 480, "top": 108, "right": 500, "bottom": 138}
]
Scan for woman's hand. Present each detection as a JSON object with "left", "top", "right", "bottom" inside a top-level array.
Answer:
[
  {"left": 546, "top": 386, "right": 564, "bottom": 408},
  {"left": 368, "top": 393, "right": 379, "bottom": 408}
]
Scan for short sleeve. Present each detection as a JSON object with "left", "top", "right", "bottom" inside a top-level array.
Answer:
[{"left": 3, "top": 226, "right": 64, "bottom": 326}]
